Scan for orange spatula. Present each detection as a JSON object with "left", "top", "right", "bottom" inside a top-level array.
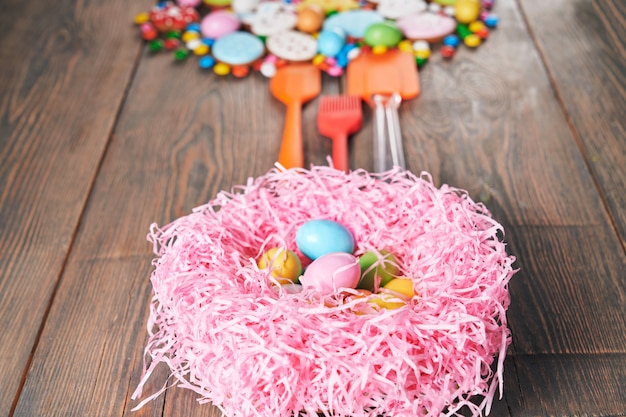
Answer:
[
  {"left": 317, "top": 95, "right": 363, "bottom": 172},
  {"left": 270, "top": 63, "right": 321, "bottom": 169},
  {"left": 347, "top": 48, "right": 420, "bottom": 172}
]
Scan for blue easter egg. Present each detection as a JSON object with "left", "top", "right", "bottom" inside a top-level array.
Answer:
[
  {"left": 296, "top": 220, "right": 355, "bottom": 260},
  {"left": 317, "top": 30, "right": 345, "bottom": 57}
]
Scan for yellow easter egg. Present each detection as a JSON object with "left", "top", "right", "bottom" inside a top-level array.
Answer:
[
  {"left": 381, "top": 277, "right": 415, "bottom": 300},
  {"left": 258, "top": 248, "right": 303, "bottom": 283},
  {"left": 367, "top": 293, "right": 406, "bottom": 310}
]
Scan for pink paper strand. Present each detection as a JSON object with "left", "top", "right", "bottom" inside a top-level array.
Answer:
[{"left": 132, "top": 166, "right": 517, "bottom": 417}]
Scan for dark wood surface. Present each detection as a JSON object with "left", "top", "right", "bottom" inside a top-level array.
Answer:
[{"left": 0, "top": 0, "right": 624, "bottom": 416}]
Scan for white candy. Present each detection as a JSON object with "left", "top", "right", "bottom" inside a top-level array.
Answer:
[
  {"left": 186, "top": 39, "right": 203, "bottom": 51},
  {"left": 412, "top": 40, "right": 430, "bottom": 51},
  {"left": 428, "top": 2, "right": 441, "bottom": 13},
  {"left": 443, "top": 6, "right": 455, "bottom": 16},
  {"left": 347, "top": 47, "right": 361, "bottom": 60},
  {"left": 260, "top": 62, "right": 277, "bottom": 78}
]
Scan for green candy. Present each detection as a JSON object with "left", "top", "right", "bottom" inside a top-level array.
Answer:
[
  {"left": 148, "top": 40, "right": 164, "bottom": 52},
  {"left": 364, "top": 22, "right": 403, "bottom": 48},
  {"left": 174, "top": 48, "right": 191, "bottom": 61},
  {"left": 416, "top": 56, "right": 427, "bottom": 67},
  {"left": 357, "top": 250, "right": 400, "bottom": 291}
]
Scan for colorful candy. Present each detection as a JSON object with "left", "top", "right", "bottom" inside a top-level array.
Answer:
[
  {"left": 135, "top": 0, "right": 501, "bottom": 77},
  {"left": 357, "top": 249, "right": 400, "bottom": 291}
]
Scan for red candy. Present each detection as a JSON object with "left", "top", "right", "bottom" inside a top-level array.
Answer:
[
  {"left": 149, "top": 2, "right": 199, "bottom": 32},
  {"left": 441, "top": 45, "right": 456, "bottom": 58}
]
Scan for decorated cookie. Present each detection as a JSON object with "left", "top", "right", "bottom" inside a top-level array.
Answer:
[
  {"left": 246, "top": 2, "right": 298, "bottom": 37},
  {"left": 201, "top": 10, "right": 240, "bottom": 39},
  {"left": 376, "top": 0, "right": 426, "bottom": 19},
  {"left": 266, "top": 30, "right": 318, "bottom": 61},
  {"left": 232, "top": 0, "right": 259, "bottom": 14},
  {"left": 212, "top": 31, "right": 265, "bottom": 65},
  {"left": 396, "top": 12, "right": 457, "bottom": 42},
  {"left": 323, "top": 10, "right": 384, "bottom": 39}
]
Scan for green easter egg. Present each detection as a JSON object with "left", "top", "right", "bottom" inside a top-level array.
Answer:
[
  {"left": 357, "top": 250, "right": 400, "bottom": 291},
  {"left": 363, "top": 22, "right": 402, "bottom": 48}
]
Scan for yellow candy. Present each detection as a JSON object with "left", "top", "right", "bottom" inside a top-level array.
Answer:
[
  {"left": 312, "top": 54, "right": 326, "bottom": 65},
  {"left": 381, "top": 278, "right": 415, "bottom": 300},
  {"left": 414, "top": 49, "right": 431, "bottom": 59},
  {"left": 258, "top": 248, "right": 303, "bottom": 283},
  {"left": 464, "top": 34, "right": 481, "bottom": 48},
  {"left": 193, "top": 44, "right": 210, "bottom": 56},
  {"left": 372, "top": 45, "right": 388, "bottom": 55},
  {"left": 214, "top": 62, "right": 231, "bottom": 76},
  {"left": 182, "top": 31, "right": 201, "bottom": 42},
  {"left": 455, "top": 0, "right": 481, "bottom": 24},
  {"left": 397, "top": 40, "right": 414, "bottom": 53},
  {"left": 134, "top": 12, "right": 150, "bottom": 25},
  {"left": 469, "top": 21, "right": 486, "bottom": 33}
]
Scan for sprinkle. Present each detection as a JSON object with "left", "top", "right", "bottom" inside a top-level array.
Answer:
[{"left": 133, "top": 166, "right": 516, "bottom": 417}]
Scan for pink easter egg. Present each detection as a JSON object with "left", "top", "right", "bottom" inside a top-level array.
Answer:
[
  {"left": 177, "top": 0, "right": 202, "bottom": 7},
  {"left": 201, "top": 11, "right": 240, "bottom": 39},
  {"left": 300, "top": 253, "right": 360, "bottom": 295}
]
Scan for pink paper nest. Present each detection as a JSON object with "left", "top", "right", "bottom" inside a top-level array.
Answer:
[{"left": 133, "top": 166, "right": 517, "bottom": 417}]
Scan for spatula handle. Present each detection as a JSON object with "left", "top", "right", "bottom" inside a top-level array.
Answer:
[
  {"left": 278, "top": 101, "right": 304, "bottom": 169},
  {"left": 373, "top": 95, "right": 389, "bottom": 173}
]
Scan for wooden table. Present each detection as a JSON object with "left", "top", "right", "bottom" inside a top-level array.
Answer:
[{"left": 1, "top": 0, "right": 624, "bottom": 416}]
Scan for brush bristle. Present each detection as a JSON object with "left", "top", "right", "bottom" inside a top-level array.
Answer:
[{"left": 319, "top": 95, "right": 362, "bottom": 113}]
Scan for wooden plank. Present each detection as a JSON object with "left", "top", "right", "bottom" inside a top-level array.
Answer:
[
  {"left": 11, "top": 43, "right": 341, "bottom": 415},
  {"left": 506, "top": 354, "right": 626, "bottom": 416},
  {"left": 507, "top": 225, "right": 625, "bottom": 355},
  {"left": 517, "top": 0, "right": 626, "bottom": 246},
  {"left": 0, "top": 0, "right": 147, "bottom": 415}
]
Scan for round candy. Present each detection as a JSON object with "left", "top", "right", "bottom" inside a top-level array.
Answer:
[
  {"left": 464, "top": 33, "right": 481, "bottom": 47},
  {"left": 258, "top": 247, "right": 303, "bottom": 283},
  {"left": 200, "top": 10, "right": 240, "bottom": 39},
  {"left": 317, "top": 29, "right": 346, "bottom": 57},
  {"left": 357, "top": 250, "right": 400, "bottom": 291},
  {"left": 266, "top": 30, "right": 318, "bottom": 61},
  {"left": 212, "top": 31, "right": 265, "bottom": 65},
  {"left": 297, "top": 5, "right": 325, "bottom": 33},
  {"left": 483, "top": 13, "right": 499, "bottom": 28},
  {"left": 323, "top": 10, "right": 384, "bottom": 39},
  {"left": 363, "top": 21, "right": 403, "bottom": 48},
  {"left": 454, "top": 0, "right": 481, "bottom": 24},
  {"left": 376, "top": 0, "right": 426, "bottom": 19},
  {"left": 296, "top": 219, "right": 354, "bottom": 260},
  {"left": 300, "top": 253, "right": 360, "bottom": 295},
  {"left": 442, "top": 34, "right": 460, "bottom": 47},
  {"left": 396, "top": 12, "right": 457, "bottom": 42}
]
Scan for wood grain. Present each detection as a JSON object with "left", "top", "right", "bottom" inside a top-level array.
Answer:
[
  {"left": 518, "top": 0, "right": 626, "bottom": 247},
  {"left": 0, "top": 0, "right": 147, "bottom": 415},
  {"left": 10, "top": 48, "right": 341, "bottom": 415},
  {"left": 506, "top": 354, "right": 626, "bottom": 416}
]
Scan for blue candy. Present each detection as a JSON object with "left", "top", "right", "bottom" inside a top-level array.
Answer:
[
  {"left": 484, "top": 14, "right": 499, "bottom": 28},
  {"left": 443, "top": 34, "right": 460, "bottom": 48},
  {"left": 198, "top": 56, "right": 216, "bottom": 69}
]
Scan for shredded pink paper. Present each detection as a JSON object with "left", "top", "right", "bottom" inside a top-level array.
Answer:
[{"left": 132, "top": 166, "right": 516, "bottom": 417}]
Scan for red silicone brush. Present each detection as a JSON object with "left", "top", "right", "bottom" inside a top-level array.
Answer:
[{"left": 317, "top": 95, "right": 363, "bottom": 172}]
